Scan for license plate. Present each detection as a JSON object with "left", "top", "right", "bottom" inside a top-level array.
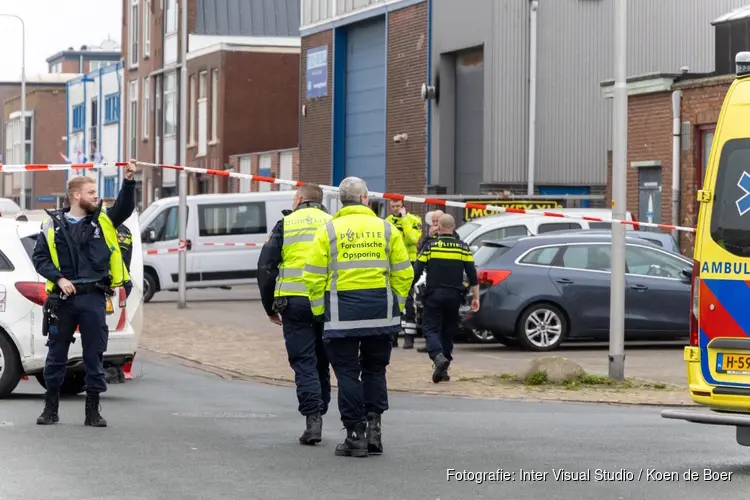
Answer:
[{"left": 716, "top": 353, "right": 750, "bottom": 374}]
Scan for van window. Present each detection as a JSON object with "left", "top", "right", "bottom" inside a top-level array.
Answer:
[
  {"left": 0, "top": 249, "right": 12, "bottom": 271},
  {"left": 471, "top": 225, "right": 528, "bottom": 246},
  {"left": 21, "top": 234, "right": 37, "bottom": 260},
  {"left": 199, "top": 202, "right": 266, "bottom": 237},
  {"left": 588, "top": 222, "right": 613, "bottom": 230},
  {"left": 538, "top": 222, "right": 582, "bottom": 233},
  {"left": 149, "top": 206, "right": 186, "bottom": 241},
  {"left": 710, "top": 138, "right": 750, "bottom": 257}
]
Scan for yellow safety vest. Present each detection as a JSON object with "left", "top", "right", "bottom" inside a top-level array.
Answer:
[
  {"left": 385, "top": 213, "right": 422, "bottom": 262},
  {"left": 303, "top": 204, "right": 414, "bottom": 335},
  {"left": 42, "top": 212, "right": 130, "bottom": 293},
  {"left": 274, "top": 206, "right": 332, "bottom": 298}
]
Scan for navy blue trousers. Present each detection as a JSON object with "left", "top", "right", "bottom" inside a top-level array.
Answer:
[
  {"left": 324, "top": 335, "right": 392, "bottom": 429},
  {"left": 43, "top": 292, "right": 108, "bottom": 394},
  {"left": 422, "top": 288, "right": 463, "bottom": 362},
  {"left": 282, "top": 297, "right": 331, "bottom": 416}
]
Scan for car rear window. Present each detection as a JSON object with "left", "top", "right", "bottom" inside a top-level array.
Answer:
[
  {"left": 710, "top": 138, "right": 750, "bottom": 257},
  {"left": 474, "top": 244, "right": 511, "bottom": 268},
  {"left": 21, "top": 234, "right": 37, "bottom": 260}
]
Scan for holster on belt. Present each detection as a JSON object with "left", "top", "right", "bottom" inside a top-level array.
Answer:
[{"left": 272, "top": 297, "right": 288, "bottom": 314}]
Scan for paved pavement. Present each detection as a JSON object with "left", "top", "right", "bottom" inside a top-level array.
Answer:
[
  {"left": 143, "top": 286, "right": 689, "bottom": 390},
  {"left": 1, "top": 352, "right": 748, "bottom": 500}
]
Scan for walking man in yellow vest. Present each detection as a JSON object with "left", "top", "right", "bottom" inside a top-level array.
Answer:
[
  {"left": 32, "top": 160, "right": 137, "bottom": 427},
  {"left": 257, "top": 183, "right": 332, "bottom": 445}
]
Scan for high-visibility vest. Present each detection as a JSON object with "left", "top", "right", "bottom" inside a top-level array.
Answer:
[
  {"left": 274, "top": 206, "right": 332, "bottom": 298},
  {"left": 303, "top": 204, "right": 414, "bottom": 336},
  {"left": 385, "top": 213, "right": 422, "bottom": 262},
  {"left": 42, "top": 212, "right": 130, "bottom": 293}
]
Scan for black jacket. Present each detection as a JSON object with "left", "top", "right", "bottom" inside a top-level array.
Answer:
[
  {"left": 413, "top": 234, "right": 478, "bottom": 292},
  {"left": 256, "top": 201, "right": 329, "bottom": 316},
  {"left": 32, "top": 179, "right": 136, "bottom": 285}
]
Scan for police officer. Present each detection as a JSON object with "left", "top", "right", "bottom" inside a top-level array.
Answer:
[
  {"left": 117, "top": 223, "right": 134, "bottom": 297},
  {"left": 412, "top": 214, "right": 479, "bottom": 383},
  {"left": 385, "top": 200, "right": 422, "bottom": 349},
  {"left": 257, "top": 183, "right": 332, "bottom": 445},
  {"left": 32, "top": 161, "right": 137, "bottom": 427},
  {"left": 303, "top": 177, "right": 413, "bottom": 457}
]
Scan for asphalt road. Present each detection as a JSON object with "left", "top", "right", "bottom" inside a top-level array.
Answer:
[{"left": 1, "top": 353, "right": 749, "bottom": 499}]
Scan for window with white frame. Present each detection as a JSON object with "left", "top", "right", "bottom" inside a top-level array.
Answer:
[
  {"left": 89, "top": 97, "right": 98, "bottom": 154},
  {"left": 129, "top": 81, "right": 138, "bottom": 158},
  {"left": 142, "top": 76, "right": 149, "bottom": 139},
  {"left": 211, "top": 69, "right": 219, "bottom": 141},
  {"left": 50, "top": 62, "right": 61, "bottom": 73},
  {"left": 189, "top": 75, "right": 196, "bottom": 144},
  {"left": 198, "top": 71, "right": 207, "bottom": 155},
  {"left": 143, "top": 0, "right": 151, "bottom": 57},
  {"left": 163, "top": 72, "right": 176, "bottom": 136},
  {"left": 165, "top": 0, "right": 176, "bottom": 34},
  {"left": 4, "top": 112, "right": 32, "bottom": 166},
  {"left": 129, "top": 0, "right": 139, "bottom": 66}
]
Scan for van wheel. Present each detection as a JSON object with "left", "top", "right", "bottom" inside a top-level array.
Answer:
[
  {"left": 0, "top": 333, "right": 22, "bottom": 398},
  {"left": 143, "top": 271, "right": 157, "bottom": 303},
  {"left": 516, "top": 303, "right": 568, "bottom": 352},
  {"left": 35, "top": 372, "right": 87, "bottom": 395}
]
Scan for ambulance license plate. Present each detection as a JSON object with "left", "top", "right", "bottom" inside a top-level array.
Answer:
[{"left": 716, "top": 353, "right": 750, "bottom": 374}]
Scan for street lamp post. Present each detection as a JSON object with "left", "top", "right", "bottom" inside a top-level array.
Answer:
[{"left": 0, "top": 14, "right": 25, "bottom": 209}]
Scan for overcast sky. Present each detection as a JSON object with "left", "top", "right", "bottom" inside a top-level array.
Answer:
[{"left": 0, "top": 1, "right": 122, "bottom": 81}]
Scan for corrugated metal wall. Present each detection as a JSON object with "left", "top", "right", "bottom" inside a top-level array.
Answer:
[
  {"left": 197, "top": 0, "right": 300, "bottom": 36},
  {"left": 431, "top": 0, "right": 749, "bottom": 188}
]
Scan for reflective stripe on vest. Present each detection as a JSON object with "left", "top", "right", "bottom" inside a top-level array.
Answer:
[
  {"left": 42, "top": 212, "right": 130, "bottom": 293},
  {"left": 274, "top": 207, "right": 331, "bottom": 297}
]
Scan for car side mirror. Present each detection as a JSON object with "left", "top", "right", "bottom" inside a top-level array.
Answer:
[
  {"left": 142, "top": 229, "right": 156, "bottom": 243},
  {"left": 681, "top": 266, "right": 692, "bottom": 280},
  {"left": 470, "top": 245, "right": 478, "bottom": 253}
]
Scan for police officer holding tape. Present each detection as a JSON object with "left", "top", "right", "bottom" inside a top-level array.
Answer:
[
  {"left": 33, "top": 160, "right": 137, "bottom": 427},
  {"left": 303, "top": 177, "right": 413, "bottom": 457},
  {"left": 413, "top": 214, "right": 479, "bottom": 383},
  {"left": 257, "top": 183, "right": 333, "bottom": 445}
]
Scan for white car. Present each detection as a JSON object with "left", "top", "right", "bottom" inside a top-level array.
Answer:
[
  {"left": 0, "top": 211, "right": 143, "bottom": 398},
  {"left": 456, "top": 208, "right": 636, "bottom": 252}
]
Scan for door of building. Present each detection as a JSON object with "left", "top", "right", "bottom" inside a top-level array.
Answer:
[
  {"left": 454, "top": 47, "right": 484, "bottom": 195},
  {"left": 638, "top": 167, "right": 662, "bottom": 231}
]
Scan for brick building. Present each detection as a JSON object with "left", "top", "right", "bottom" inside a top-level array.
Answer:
[
  {"left": 3, "top": 87, "right": 70, "bottom": 209},
  {"left": 228, "top": 148, "right": 300, "bottom": 193},
  {"left": 185, "top": 37, "right": 300, "bottom": 195},
  {"left": 299, "top": 0, "right": 428, "bottom": 214},
  {"left": 599, "top": 5, "right": 748, "bottom": 255},
  {"left": 121, "top": 0, "right": 299, "bottom": 208}
]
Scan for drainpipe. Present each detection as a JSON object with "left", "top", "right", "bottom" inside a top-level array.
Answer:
[
  {"left": 527, "top": 0, "right": 538, "bottom": 196},
  {"left": 671, "top": 89, "right": 682, "bottom": 242}
]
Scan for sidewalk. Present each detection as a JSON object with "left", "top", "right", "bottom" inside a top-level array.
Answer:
[{"left": 138, "top": 292, "right": 694, "bottom": 406}]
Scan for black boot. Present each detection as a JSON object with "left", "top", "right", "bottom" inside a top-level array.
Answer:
[
  {"left": 392, "top": 334, "right": 399, "bottom": 347},
  {"left": 84, "top": 393, "right": 107, "bottom": 427},
  {"left": 432, "top": 353, "right": 450, "bottom": 384},
  {"left": 442, "top": 360, "right": 451, "bottom": 381},
  {"left": 416, "top": 345, "right": 428, "bottom": 353},
  {"left": 299, "top": 413, "right": 323, "bottom": 445},
  {"left": 402, "top": 334, "right": 415, "bottom": 349},
  {"left": 36, "top": 391, "right": 60, "bottom": 425},
  {"left": 366, "top": 412, "right": 383, "bottom": 455},
  {"left": 334, "top": 422, "right": 368, "bottom": 457}
]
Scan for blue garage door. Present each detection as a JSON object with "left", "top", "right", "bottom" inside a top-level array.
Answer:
[{"left": 344, "top": 17, "right": 386, "bottom": 192}]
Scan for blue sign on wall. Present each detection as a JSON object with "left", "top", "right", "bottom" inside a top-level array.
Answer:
[{"left": 306, "top": 46, "right": 328, "bottom": 99}]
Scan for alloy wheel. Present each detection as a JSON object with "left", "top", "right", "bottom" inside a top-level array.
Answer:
[{"left": 524, "top": 309, "right": 563, "bottom": 348}]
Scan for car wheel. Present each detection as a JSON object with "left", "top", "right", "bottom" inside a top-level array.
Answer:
[
  {"left": 143, "top": 271, "right": 157, "bottom": 303},
  {"left": 35, "top": 372, "right": 87, "bottom": 396},
  {"left": 0, "top": 333, "right": 22, "bottom": 398},
  {"left": 516, "top": 303, "right": 568, "bottom": 352}
]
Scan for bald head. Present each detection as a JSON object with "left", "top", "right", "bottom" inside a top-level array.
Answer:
[{"left": 438, "top": 214, "right": 456, "bottom": 234}]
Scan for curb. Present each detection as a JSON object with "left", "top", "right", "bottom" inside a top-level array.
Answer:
[{"left": 141, "top": 349, "right": 697, "bottom": 408}]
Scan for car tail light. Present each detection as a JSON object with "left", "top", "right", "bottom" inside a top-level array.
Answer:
[
  {"left": 115, "top": 287, "right": 127, "bottom": 331},
  {"left": 690, "top": 259, "right": 700, "bottom": 346},
  {"left": 15, "top": 282, "right": 47, "bottom": 306},
  {"left": 478, "top": 269, "right": 512, "bottom": 286}
]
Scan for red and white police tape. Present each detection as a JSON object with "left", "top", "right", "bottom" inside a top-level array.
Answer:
[
  {"left": 134, "top": 161, "right": 695, "bottom": 234},
  {"left": 0, "top": 160, "right": 696, "bottom": 233},
  {"left": 143, "top": 241, "right": 260, "bottom": 254}
]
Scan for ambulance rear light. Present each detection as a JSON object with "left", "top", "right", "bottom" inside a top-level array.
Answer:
[
  {"left": 15, "top": 282, "right": 47, "bottom": 306},
  {"left": 737, "top": 52, "right": 750, "bottom": 78},
  {"left": 115, "top": 287, "right": 127, "bottom": 331},
  {"left": 689, "top": 259, "right": 700, "bottom": 347}
]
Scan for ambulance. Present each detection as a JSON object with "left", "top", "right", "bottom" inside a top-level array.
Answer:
[{"left": 661, "top": 51, "right": 750, "bottom": 445}]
